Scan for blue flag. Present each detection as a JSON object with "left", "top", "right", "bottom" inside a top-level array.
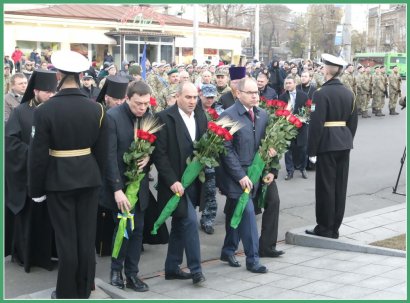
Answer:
[{"left": 141, "top": 44, "right": 147, "bottom": 80}]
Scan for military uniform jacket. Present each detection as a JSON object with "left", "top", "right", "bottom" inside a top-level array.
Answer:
[
  {"left": 307, "top": 79, "right": 358, "bottom": 157},
  {"left": 372, "top": 74, "right": 385, "bottom": 96},
  {"left": 5, "top": 100, "right": 37, "bottom": 214},
  {"left": 340, "top": 72, "right": 355, "bottom": 94},
  {"left": 215, "top": 85, "right": 231, "bottom": 103},
  {"left": 29, "top": 88, "right": 108, "bottom": 197},
  {"left": 389, "top": 73, "right": 401, "bottom": 94},
  {"left": 358, "top": 73, "right": 372, "bottom": 94}
]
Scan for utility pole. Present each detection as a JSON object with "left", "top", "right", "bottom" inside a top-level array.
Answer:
[
  {"left": 254, "top": 4, "right": 260, "bottom": 61},
  {"left": 193, "top": 4, "right": 199, "bottom": 60},
  {"left": 376, "top": 4, "right": 381, "bottom": 51},
  {"left": 343, "top": 4, "right": 352, "bottom": 62}
]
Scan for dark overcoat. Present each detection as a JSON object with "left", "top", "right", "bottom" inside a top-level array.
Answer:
[{"left": 153, "top": 104, "right": 207, "bottom": 218}]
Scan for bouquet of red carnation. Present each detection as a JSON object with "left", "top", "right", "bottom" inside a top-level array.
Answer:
[
  {"left": 206, "top": 107, "right": 220, "bottom": 121},
  {"left": 296, "top": 99, "right": 313, "bottom": 124},
  {"left": 112, "top": 116, "right": 163, "bottom": 258},
  {"left": 230, "top": 109, "right": 302, "bottom": 228},
  {"left": 151, "top": 116, "right": 241, "bottom": 234}
]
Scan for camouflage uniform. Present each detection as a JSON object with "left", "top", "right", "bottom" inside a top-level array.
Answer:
[
  {"left": 215, "top": 85, "right": 231, "bottom": 103},
  {"left": 341, "top": 71, "right": 356, "bottom": 94},
  {"left": 388, "top": 72, "right": 402, "bottom": 115},
  {"left": 199, "top": 167, "right": 217, "bottom": 232},
  {"left": 147, "top": 72, "right": 167, "bottom": 100},
  {"left": 312, "top": 72, "right": 324, "bottom": 88},
  {"left": 357, "top": 72, "right": 372, "bottom": 117},
  {"left": 157, "top": 83, "right": 178, "bottom": 112},
  {"left": 372, "top": 73, "right": 386, "bottom": 116}
]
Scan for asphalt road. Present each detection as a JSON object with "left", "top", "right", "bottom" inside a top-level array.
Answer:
[{"left": 5, "top": 81, "right": 406, "bottom": 298}]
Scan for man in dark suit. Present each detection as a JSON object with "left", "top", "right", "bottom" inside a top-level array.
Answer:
[
  {"left": 279, "top": 76, "right": 309, "bottom": 180},
  {"left": 218, "top": 66, "right": 246, "bottom": 110},
  {"left": 153, "top": 81, "right": 207, "bottom": 285},
  {"left": 99, "top": 81, "right": 152, "bottom": 292},
  {"left": 306, "top": 54, "right": 358, "bottom": 239},
  {"left": 217, "top": 76, "right": 276, "bottom": 274},
  {"left": 5, "top": 70, "right": 58, "bottom": 272},
  {"left": 29, "top": 50, "right": 108, "bottom": 299}
]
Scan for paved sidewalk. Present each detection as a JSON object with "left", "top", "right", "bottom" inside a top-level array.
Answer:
[{"left": 12, "top": 203, "right": 407, "bottom": 300}]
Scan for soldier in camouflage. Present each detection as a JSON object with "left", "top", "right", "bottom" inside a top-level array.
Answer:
[
  {"left": 214, "top": 68, "right": 231, "bottom": 103},
  {"left": 340, "top": 64, "right": 356, "bottom": 94},
  {"left": 388, "top": 65, "right": 401, "bottom": 115},
  {"left": 380, "top": 66, "right": 389, "bottom": 99},
  {"left": 372, "top": 66, "right": 386, "bottom": 116},
  {"left": 312, "top": 65, "right": 325, "bottom": 88},
  {"left": 157, "top": 68, "right": 180, "bottom": 112},
  {"left": 146, "top": 63, "right": 167, "bottom": 100},
  {"left": 198, "top": 84, "right": 218, "bottom": 235},
  {"left": 356, "top": 66, "right": 372, "bottom": 118}
]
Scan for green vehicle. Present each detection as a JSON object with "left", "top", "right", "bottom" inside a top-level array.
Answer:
[{"left": 353, "top": 52, "right": 406, "bottom": 78}]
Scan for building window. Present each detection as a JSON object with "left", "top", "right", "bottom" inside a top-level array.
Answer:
[
  {"left": 161, "top": 45, "right": 172, "bottom": 63},
  {"left": 125, "top": 44, "right": 140, "bottom": 63},
  {"left": 16, "top": 40, "right": 38, "bottom": 57},
  {"left": 182, "top": 48, "right": 193, "bottom": 56},
  {"left": 204, "top": 48, "right": 218, "bottom": 55}
]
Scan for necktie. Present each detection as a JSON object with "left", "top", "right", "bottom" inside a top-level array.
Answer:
[{"left": 249, "top": 108, "right": 255, "bottom": 122}]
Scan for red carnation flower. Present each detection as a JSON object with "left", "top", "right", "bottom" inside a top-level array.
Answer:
[
  {"left": 208, "top": 121, "right": 218, "bottom": 132},
  {"left": 148, "top": 134, "right": 156, "bottom": 143},
  {"left": 294, "top": 119, "right": 303, "bottom": 128},
  {"left": 306, "top": 99, "right": 312, "bottom": 107},
  {"left": 216, "top": 126, "right": 225, "bottom": 137},
  {"left": 288, "top": 115, "right": 297, "bottom": 123},
  {"left": 282, "top": 110, "right": 291, "bottom": 117},
  {"left": 260, "top": 96, "right": 267, "bottom": 102},
  {"left": 275, "top": 109, "right": 284, "bottom": 116},
  {"left": 207, "top": 108, "right": 219, "bottom": 120},
  {"left": 224, "top": 131, "right": 233, "bottom": 141},
  {"left": 276, "top": 101, "right": 287, "bottom": 108},
  {"left": 150, "top": 96, "right": 157, "bottom": 107}
]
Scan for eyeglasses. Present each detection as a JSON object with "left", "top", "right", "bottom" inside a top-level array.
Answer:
[{"left": 240, "top": 90, "right": 259, "bottom": 96}]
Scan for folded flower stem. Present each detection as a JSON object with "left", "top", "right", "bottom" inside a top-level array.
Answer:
[
  {"left": 230, "top": 153, "right": 265, "bottom": 229},
  {"left": 151, "top": 160, "right": 204, "bottom": 235}
]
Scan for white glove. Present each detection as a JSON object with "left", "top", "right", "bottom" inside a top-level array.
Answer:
[
  {"left": 309, "top": 156, "right": 317, "bottom": 164},
  {"left": 33, "top": 195, "right": 47, "bottom": 203}
]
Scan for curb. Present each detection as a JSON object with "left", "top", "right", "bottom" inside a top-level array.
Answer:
[{"left": 285, "top": 227, "right": 406, "bottom": 258}]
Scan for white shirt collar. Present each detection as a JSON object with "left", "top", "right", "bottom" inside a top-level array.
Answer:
[{"left": 178, "top": 107, "right": 196, "bottom": 141}]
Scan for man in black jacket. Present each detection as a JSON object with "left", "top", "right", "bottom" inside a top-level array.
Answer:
[
  {"left": 80, "top": 70, "right": 101, "bottom": 102},
  {"left": 306, "top": 54, "right": 358, "bottom": 239},
  {"left": 153, "top": 81, "right": 207, "bottom": 285},
  {"left": 29, "top": 50, "right": 108, "bottom": 299},
  {"left": 279, "top": 76, "right": 309, "bottom": 180},
  {"left": 99, "top": 81, "right": 152, "bottom": 292}
]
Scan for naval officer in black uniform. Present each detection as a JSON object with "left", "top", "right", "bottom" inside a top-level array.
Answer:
[
  {"left": 29, "top": 50, "right": 108, "bottom": 299},
  {"left": 305, "top": 54, "right": 358, "bottom": 239},
  {"left": 5, "top": 70, "right": 58, "bottom": 273}
]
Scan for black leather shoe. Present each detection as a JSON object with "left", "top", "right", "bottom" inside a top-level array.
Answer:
[
  {"left": 110, "top": 270, "right": 125, "bottom": 289},
  {"left": 246, "top": 263, "right": 268, "bottom": 273},
  {"left": 192, "top": 272, "right": 206, "bottom": 285},
  {"left": 284, "top": 172, "right": 293, "bottom": 180},
  {"left": 201, "top": 224, "right": 215, "bottom": 235},
  {"left": 165, "top": 269, "right": 192, "bottom": 280},
  {"left": 305, "top": 229, "right": 338, "bottom": 239},
  {"left": 220, "top": 254, "right": 241, "bottom": 267},
  {"left": 51, "top": 290, "right": 57, "bottom": 299},
  {"left": 126, "top": 275, "right": 149, "bottom": 292},
  {"left": 259, "top": 249, "right": 285, "bottom": 258},
  {"left": 301, "top": 169, "right": 308, "bottom": 179}
]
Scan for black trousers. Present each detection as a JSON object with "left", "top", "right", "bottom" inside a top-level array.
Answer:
[
  {"left": 47, "top": 187, "right": 99, "bottom": 299},
  {"left": 259, "top": 181, "right": 280, "bottom": 252},
  {"left": 315, "top": 150, "right": 350, "bottom": 236},
  {"left": 111, "top": 208, "right": 145, "bottom": 277}
]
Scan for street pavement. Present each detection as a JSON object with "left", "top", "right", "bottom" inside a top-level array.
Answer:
[{"left": 5, "top": 90, "right": 407, "bottom": 299}]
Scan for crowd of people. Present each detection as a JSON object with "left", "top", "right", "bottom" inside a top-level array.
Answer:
[{"left": 5, "top": 46, "right": 400, "bottom": 299}]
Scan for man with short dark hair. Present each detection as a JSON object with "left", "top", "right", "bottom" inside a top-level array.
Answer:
[
  {"left": 5, "top": 73, "right": 27, "bottom": 122},
  {"left": 100, "top": 80, "right": 152, "bottom": 292},
  {"left": 153, "top": 81, "right": 207, "bottom": 285},
  {"left": 81, "top": 71, "right": 101, "bottom": 102},
  {"left": 257, "top": 71, "right": 278, "bottom": 100}
]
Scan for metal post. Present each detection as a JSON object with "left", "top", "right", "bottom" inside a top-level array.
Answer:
[
  {"left": 193, "top": 4, "right": 199, "bottom": 60},
  {"left": 343, "top": 4, "right": 352, "bottom": 62}
]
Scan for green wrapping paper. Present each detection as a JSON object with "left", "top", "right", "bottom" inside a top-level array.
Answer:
[
  {"left": 112, "top": 173, "right": 145, "bottom": 258},
  {"left": 151, "top": 160, "right": 204, "bottom": 235},
  {"left": 230, "top": 153, "right": 266, "bottom": 229}
]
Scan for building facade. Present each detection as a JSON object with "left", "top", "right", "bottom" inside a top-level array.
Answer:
[{"left": 4, "top": 4, "right": 249, "bottom": 68}]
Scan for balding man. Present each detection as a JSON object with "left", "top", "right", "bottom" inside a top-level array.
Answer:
[{"left": 153, "top": 81, "right": 207, "bottom": 285}]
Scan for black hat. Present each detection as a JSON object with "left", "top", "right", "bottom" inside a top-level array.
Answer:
[
  {"left": 96, "top": 75, "right": 129, "bottom": 103},
  {"left": 82, "top": 70, "right": 94, "bottom": 79},
  {"left": 21, "top": 70, "right": 58, "bottom": 103}
]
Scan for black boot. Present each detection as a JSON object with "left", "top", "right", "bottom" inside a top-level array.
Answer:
[
  {"left": 110, "top": 270, "right": 125, "bottom": 289},
  {"left": 390, "top": 108, "right": 399, "bottom": 115}
]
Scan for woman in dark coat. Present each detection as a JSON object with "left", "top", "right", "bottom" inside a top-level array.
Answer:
[{"left": 268, "top": 60, "right": 284, "bottom": 95}]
